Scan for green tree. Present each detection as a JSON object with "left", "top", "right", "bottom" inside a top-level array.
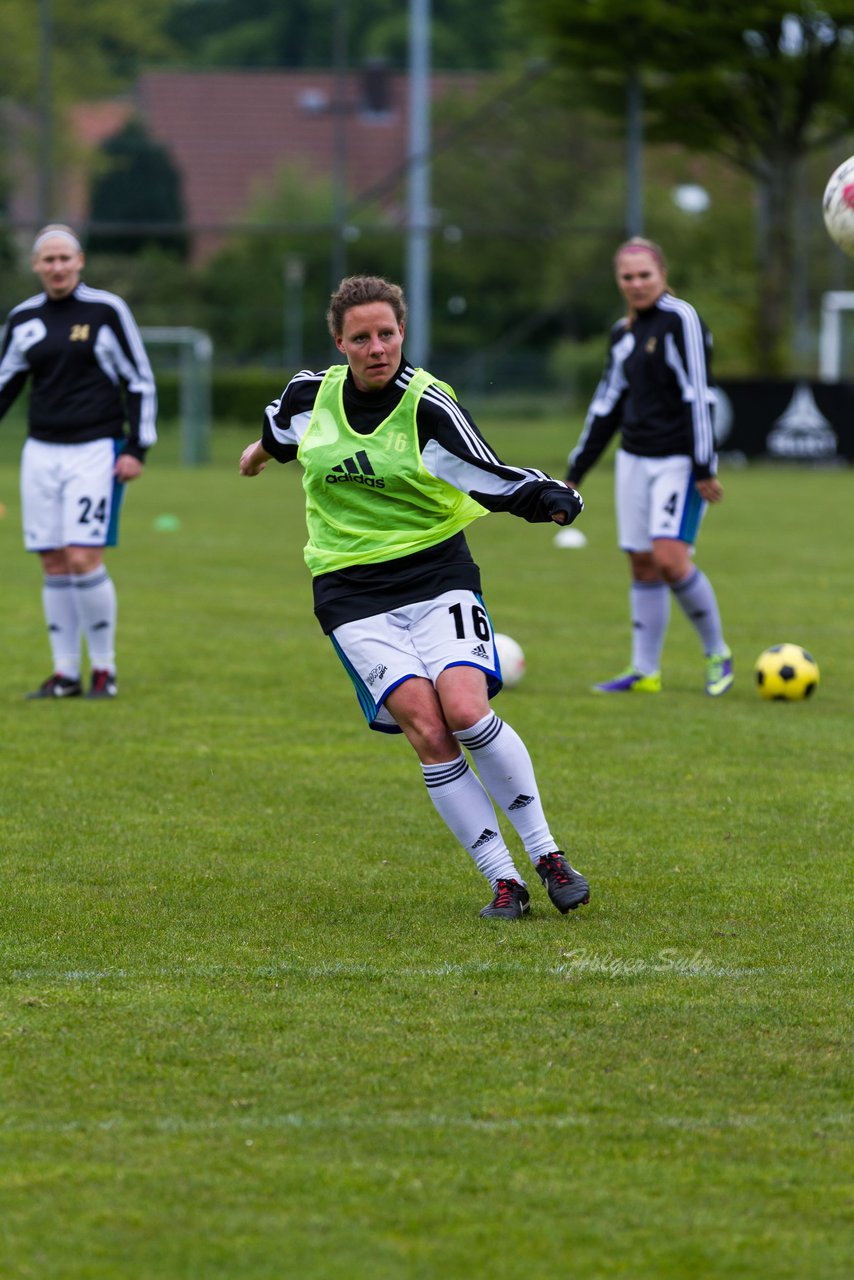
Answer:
[
  {"left": 165, "top": 0, "right": 514, "bottom": 70},
  {"left": 0, "top": 0, "right": 173, "bottom": 103},
  {"left": 88, "top": 119, "right": 188, "bottom": 258},
  {"left": 196, "top": 163, "right": 356, "bottom": 365},
  {"left": 0, "top": 0, "right": 175, "bottom": 229},
  {"left": 426, "top": 71, "right": 627, "bottom": 373},
  {"left": 511, "top": 0, "right": 854, "bottom": 372}
]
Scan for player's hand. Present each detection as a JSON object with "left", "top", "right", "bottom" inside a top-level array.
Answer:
[
  {"left": 696, "top": 477, "right": 723, "bottom": 503},
  {"left": 114, "top": 453, "right": 143, "bottom": 482},
  {"left": 239, "top": 440, "right": 269, "bottom": 476},
  {"left": 546, "top": 482, "right": 584, "bottom": 526}
]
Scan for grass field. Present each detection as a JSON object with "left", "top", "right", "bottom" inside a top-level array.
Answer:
[{"left": 0, "top": 418, "right": 851, "bottom": 1279}]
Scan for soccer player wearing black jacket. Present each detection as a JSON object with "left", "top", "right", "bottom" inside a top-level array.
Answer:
[
  {"left": 567, "top": 238, "right": 733, "bottom": 697},
  {"left": 240, "top": 274, "right": 590, "bottom": 920},
  {"left": 0, "top": 225, "right": 157, "bottom": 699}
]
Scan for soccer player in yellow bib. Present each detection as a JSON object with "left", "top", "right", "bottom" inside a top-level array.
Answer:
[{"left": 240, "top": 275, "right": 589, "bottom": 920}]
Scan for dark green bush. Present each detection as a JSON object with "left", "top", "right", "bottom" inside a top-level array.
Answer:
[{"left": 155, "top": 367, "right": 290, "bottom": 425}]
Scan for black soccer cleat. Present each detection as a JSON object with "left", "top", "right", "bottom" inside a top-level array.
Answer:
[
  {"left": 25, "top": 673, "right": 83, "bottom": 700},
  {"left": 479, "top": 878, "right": 530, "bottom": 920},
  {"left": 536, "top": 851, "right": 590, "bottom": 914},
  {"left": 86, "top": 669, "right": 118, "bottom": 699}
]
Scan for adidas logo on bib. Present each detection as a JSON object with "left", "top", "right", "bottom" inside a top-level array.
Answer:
[{"left": 326, "top": 450, "right": 385, "bottom": 489}]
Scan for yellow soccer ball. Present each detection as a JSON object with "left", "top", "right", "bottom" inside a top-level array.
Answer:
[{"left": 754, "top": 644, "right": 820, "bottom": 701}]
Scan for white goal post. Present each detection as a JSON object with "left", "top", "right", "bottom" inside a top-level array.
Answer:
[
  {"left": 818, "top": 292, "right": 854, "bottom": 381},
  {"left": 141, "top": 327, "right": 213, "bottom": 466}
]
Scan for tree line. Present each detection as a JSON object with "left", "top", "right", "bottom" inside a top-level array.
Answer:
[{"left": 3, "top": 1, "right": 854, "bottom": 375}]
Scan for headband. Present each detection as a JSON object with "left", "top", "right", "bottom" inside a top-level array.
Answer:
[
  {"left": 616, "top": 241, "right": 666, "bottom": 269},
  {"left": 32, "top": 228, "right": 82, "bottom": 255}
]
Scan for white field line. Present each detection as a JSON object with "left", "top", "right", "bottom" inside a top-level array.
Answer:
[
  {"left": 9, "top": 952, "right": 764, "bottom": 984},
  {"left": 4, "top": 1110, "right": 849, "bottom": 1138}
]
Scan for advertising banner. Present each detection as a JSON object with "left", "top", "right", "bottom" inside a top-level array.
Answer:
[{"left": 715, "top": 380, "right": 854, "bottom": 463}]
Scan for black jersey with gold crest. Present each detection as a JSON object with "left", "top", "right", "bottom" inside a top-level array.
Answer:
[
  {"left": 0, "top": 283, "right": 157, "bottom": 460},
  {"left": 568, "top": 292, "right": 716, "bottom": 484}
]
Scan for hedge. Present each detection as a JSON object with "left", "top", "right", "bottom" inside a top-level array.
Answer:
[{"left": 155, "top": 367, "right": 286, "bottom": 424}]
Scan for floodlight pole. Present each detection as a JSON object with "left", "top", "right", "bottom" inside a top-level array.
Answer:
[
  {"left": 626, "top": 70, "right": 644, "bottom": 237},
  {"left": 331, "top": 0, "right": 349, "bottom": 291},
  {"left": 284, "top": 254, "right": 305, "bottom": 370},
  {"left": 38, "top": 0, "right": 54, "bottom": 222},
  {"left": 406, "top": 0, "right": 431, "bottom": 369}
]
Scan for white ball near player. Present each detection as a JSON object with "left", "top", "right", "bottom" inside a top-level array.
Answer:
[
  {"left": 822, "top": 156, "right": 854, "bottom": 256},
  {"left": 494, "top": 632, "right": 525, "bottom": 688}
]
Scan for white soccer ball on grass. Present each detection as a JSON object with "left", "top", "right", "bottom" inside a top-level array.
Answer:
[
  {"left": 553, "top": 526, "right": 587, "bottom": 549},
  {"left": 494, "top": 633, "right": 526, "bottom": 689}
]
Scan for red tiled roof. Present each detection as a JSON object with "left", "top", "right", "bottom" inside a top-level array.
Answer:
[
  {"left": 8, "top": 69, "right": 482, "bottom": 262},
  {"left": 135, "top": 69, "right": 480, "bottom": 259},
  {"left": 70, "top": 100, "right": 135, "bottom": 149}
]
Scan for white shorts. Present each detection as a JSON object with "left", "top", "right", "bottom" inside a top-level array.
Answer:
[
  {"left": 20, "top": 438, "right": 126, "bottom": 552},
  {"left": 330, "top": 589, "right": 503, "bottom": 733},
  {"left": 615, "top": 448, "right": 706, "bottom": 552}
]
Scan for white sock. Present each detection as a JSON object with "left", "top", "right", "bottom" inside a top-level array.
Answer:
[
  {"left": 630, "top": 581, "right": 670, "bottom": 674},
  {"left": 72, "top": 567, "right": 117, "bottom": 673},
  {"left": 42, "top": 573, "right": 81, "bottom": 679},
  {"left": 421, "top": 754, "right": 525, "bottom": 888},
  {"left": 671, "top": 568, "right": 726, "bottom": 655},
  {"left": 454, "top": 712, "right": 556, "bottom": 867}
]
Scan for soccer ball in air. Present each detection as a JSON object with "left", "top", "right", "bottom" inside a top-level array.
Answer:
[
  {"left": 822, "top": 156, "right": 854, "bottom": 256},
  {"left": 495, "top": 633, "right": 526, "bottom": 689},
  {"left": 754, "top": 644, "right": 820, "bottom": 701}
]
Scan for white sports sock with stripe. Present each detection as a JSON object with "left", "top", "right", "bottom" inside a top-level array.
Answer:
[
  {"left": 421, "top": 754, "right": 525, "bottom": 888},
  {"left": 455, "top": 712, "right": 556, "bottom": 866},
  {"left": 671, "top": 568, "right": 726, "bottom": 655},
  {"left": 72, "top": 567, "right": 117, "bottom": 673},
  {"left": 42, "top": 573, "right": 81, "bottom": 679},
  {"left": 631, "top": 580, "right": 670, "bottom": 674}
]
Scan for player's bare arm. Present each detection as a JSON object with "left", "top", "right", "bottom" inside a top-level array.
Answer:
[
  {"left": 114, "top": 454, "right": 143, "bottom": 482},
  {"left": 240, "top": 440, "right": 272, "bottom": 476},
  {"left": 696, "top": 477, "right": 723, "bottom": 503}
]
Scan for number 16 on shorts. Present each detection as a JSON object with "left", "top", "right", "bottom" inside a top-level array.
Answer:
[{"left": 330, "top": 589, "right": 501, "bottom": 727}]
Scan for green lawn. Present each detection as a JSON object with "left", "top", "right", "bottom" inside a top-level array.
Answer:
[{"left": 0, "top": 420, "right": 850, "bottom": 1279}]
